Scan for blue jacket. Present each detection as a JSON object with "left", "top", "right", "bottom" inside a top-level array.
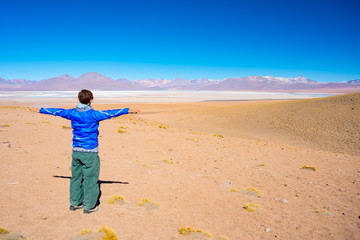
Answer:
[{"left": 40, "top": 103, "right": 129, "bottom": 150}]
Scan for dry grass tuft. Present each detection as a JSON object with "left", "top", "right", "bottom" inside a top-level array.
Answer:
[
  {"left": 213, "top": 134, "right": 224, "bottom": 138},
  {"left": 231, "top": 187, "right": 261, "bottom": 196},
  {"left": 301, "top": 165, "right": 316, "bottom": 171},
  {"left": 178, "top": 227, "right": 212, "bottom": 238},
  {"left": 0, "top": 227, "right": 9, "bottom": 234},
  {"left": 77, "top": 226, "right": 118, "bottom": 240},
  {"left": 244, "top": 202, "right": 261, "bottom": 212},
  {"left": 161, "top": 159, "right": 174, "bottom": 164},
  {"left": 315, "top": 209, "right": 332, "bottom": 216},
  {"left": 244, "top": 187, "right": 262, "bottom": 196},
  {"left": 98, "top": 226, "right": 118, "bottom": 240},
  {"left": 0, "top": 106, "right": 23, "bottom": 109},
  {"left": 158, "top": 124, "right": 168, "bottom": 129},
  {"left": 138, "top": 198, "right": 160, "bottom": 211},
  {"left": 107, "top": 195, "right": 126, "bottom": 205},
  {"left": 0, "top": 227, "right": 27, "bottom": 240},
  {"left": 79, "top": 229, "right": 92, "bottom": 235}
]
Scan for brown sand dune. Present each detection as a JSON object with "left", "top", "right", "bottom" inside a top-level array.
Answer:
[
  {"left": 138, "top": 92, "right": 360, "bottom": 155},
  {"left": 0, "top": 94, "right": 359, "bottom": 240}
]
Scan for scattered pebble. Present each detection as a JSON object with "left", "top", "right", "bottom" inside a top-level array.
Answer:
[
  {"left": 273, "top": 198, "right": 288, "bottom": 204},
  {"left": 1, "top": 141, "right": 11, "bottom": 148},
  {"left": 265, "top": 227, "right": 271, "bottom": 232},
  {"left": 224, "top": 181, "right": 233, "bottom": 186},
  {"left": 7, "top": 182, "right": 19, "bottom": 185}
]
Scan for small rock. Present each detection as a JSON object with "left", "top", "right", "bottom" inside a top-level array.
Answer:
[
  {"left": 265, "top": 228, "right": 271, "bottom": 232},
  {"left": 42, "top": 216, "right": 47, "bottom": 220},
  {"left": 8, "top": 182, "right": 19, "bottom": 185},
  {"left": 223, "top": 181, "right": 233, "bottom": 187},
  {"left": 282, "top": 199, "right": 289, "bottom": 204}
]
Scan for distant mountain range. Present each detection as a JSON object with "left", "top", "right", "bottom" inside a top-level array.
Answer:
[{"left": 0, "top": 72, "right": 359, "bottom": 93}]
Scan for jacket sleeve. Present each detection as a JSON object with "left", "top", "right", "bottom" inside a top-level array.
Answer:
[
  {"left": 39, "top": 108, "right": 72, "bottom": 120},
  {"left": 93, "top": 108, "right": 129, "bottom": 121}
]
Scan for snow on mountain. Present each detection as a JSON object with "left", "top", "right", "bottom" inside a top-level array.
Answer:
[
  {"left": 133, "top": 79, "right": 171, "bottom": 88},
  {"left": 346, "top": 79, "right": 360, "bottom": 85},
  {"left": 162, "top": 77, "right": 221, "bottom": 90},
  {"left": 262, "top": 76, "right": 316, "bottom": 84},
  {"left": 132, "top": 77, "right": 220, "bottom": 90},
  {"left": 203, "top": 76, "right": 324, "bottom": 91}
]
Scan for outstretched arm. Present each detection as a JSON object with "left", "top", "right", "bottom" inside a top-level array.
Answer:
[
  {"left": 93, "top": 108, "right": 129, "bottom": 121},
  {"left": 93, "top": 108, "right": 140, "bottom": 121},
  {"left": 32, "top": 107, "right": 72, "bottom": 120}
]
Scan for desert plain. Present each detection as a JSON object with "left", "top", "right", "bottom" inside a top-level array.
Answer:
[{"left": 0, "top": 92, "right": 359, "bottom": 240}]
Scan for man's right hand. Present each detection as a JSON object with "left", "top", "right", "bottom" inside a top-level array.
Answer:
[
  {"left": 29, "top": 108, "right": 40, "bottom": 113},
  {"left": 128, "top": 109, "right": 140, "bottom": 114}
]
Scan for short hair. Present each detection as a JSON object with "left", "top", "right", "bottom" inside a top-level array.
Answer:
[{"left": 78, "top": 89, "right": 93, "bottom": 104}]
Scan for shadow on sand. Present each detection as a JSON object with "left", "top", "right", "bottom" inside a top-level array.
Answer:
[
  {"left": 53, "top": 175, "right": 129, "bottom": 207},
  {"left": 53, "top": 175, "right": 129, "bottom": 185}
]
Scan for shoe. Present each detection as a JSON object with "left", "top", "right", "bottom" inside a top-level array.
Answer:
[
  {"left": 84, "top": 206, "right": 98, "bottom": 214},
  {"left": 69, "top": 204, "right": 83, "bottom": 211}
]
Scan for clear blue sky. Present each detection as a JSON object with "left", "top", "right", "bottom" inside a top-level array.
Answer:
[{"left": 0, "top": 0, "right": 359, "bottom": 82}]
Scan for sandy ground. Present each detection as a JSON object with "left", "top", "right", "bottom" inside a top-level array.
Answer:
[{"left": 0, "top": 93, "right": 359, "bottom": 240}]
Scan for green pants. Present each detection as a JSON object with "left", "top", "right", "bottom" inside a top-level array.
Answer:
[{"left": 70, "top": 151, "right": 100, "bottom": 211}]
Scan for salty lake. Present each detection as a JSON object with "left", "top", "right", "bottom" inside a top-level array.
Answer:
[{"left": 0, "top": 90, "right": 334, "bottom": 104}]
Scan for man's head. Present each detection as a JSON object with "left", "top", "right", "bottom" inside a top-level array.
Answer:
[{"left": 78, "top": 89, "right": 93, "bottom": 105}]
